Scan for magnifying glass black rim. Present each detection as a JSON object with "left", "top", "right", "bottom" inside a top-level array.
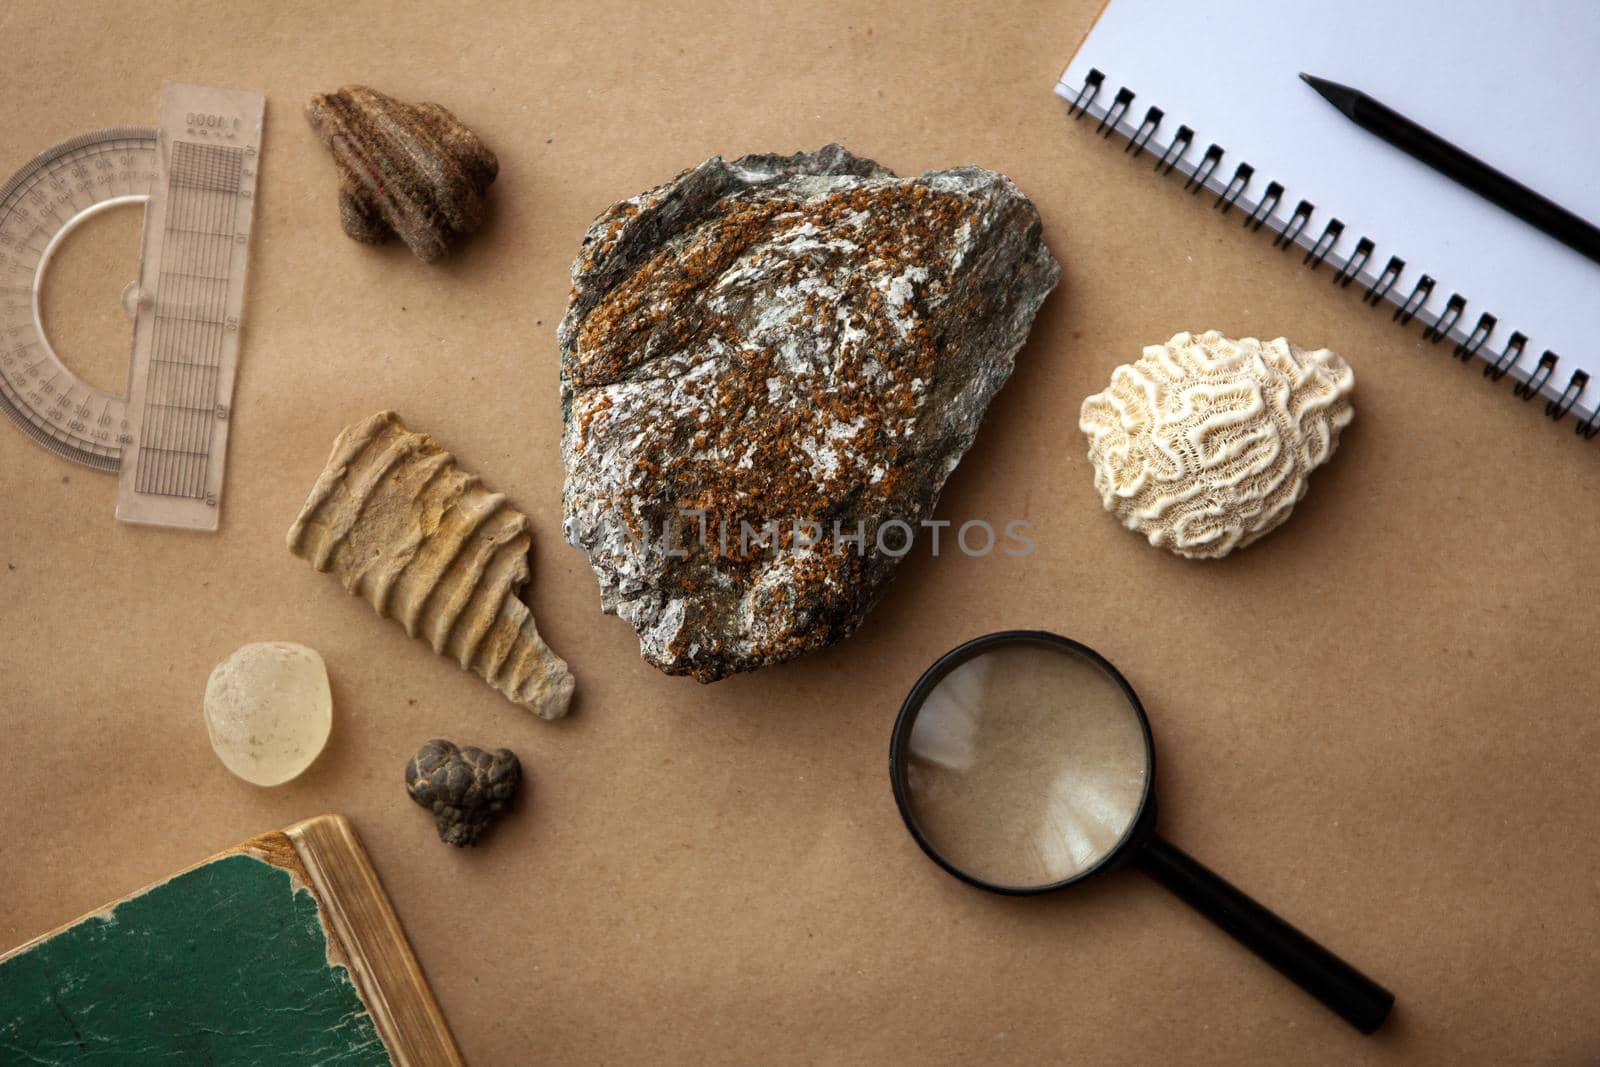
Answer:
[{"left": 889, "top": 630, "right": 1157, "bottom": 897}]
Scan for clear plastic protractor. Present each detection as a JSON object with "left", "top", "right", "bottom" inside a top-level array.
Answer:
[{"left": 0, "top": 127, "right": 157, "bottom": 470}]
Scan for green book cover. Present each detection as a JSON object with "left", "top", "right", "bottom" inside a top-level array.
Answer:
[{"left": 0, "top": 851, "right": 393, "bottom": 1065}]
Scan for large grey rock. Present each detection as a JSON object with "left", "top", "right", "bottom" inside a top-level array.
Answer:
[{"left": 558, "top": 145, "right": 1060, "bottom": 682}]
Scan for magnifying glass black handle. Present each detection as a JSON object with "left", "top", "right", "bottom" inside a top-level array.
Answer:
[{"left": 1136, "top": 835, "right": 1394, "bottom": 1034}]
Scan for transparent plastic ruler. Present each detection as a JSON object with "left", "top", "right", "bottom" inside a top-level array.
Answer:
[
  {"left": 116, "top": 82, "right": 265, "bottom": 529},
  {"left": 0, "top": 82, "right": 263, "bottom": 531}
]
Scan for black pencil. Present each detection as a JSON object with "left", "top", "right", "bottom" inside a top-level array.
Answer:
[{"left": 1300, "top": 73, "right": 1600, "bottom": 267}]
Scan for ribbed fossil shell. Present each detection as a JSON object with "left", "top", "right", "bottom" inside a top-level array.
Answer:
[
  {"left": 1078, "top": 331, "right": 1355, "bottom": 559},
  {"left": 304, "top": 85, "right": 498, "bottom": 263},
  {"left": 287, "top": 412, "right": 574, "bottom": 719}
]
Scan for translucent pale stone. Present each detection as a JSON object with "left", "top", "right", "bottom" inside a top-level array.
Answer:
[{"left": 203, "top": 642, "right": 332, "bottom": 786}]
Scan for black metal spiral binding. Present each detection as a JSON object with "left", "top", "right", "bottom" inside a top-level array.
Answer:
[
  {"left": 1274, "top": 200, "right": 1312, "bottom": 250},
  {"left": 1184, "top": 145, "right": 1223, "bottom": 194},
  {"left": 1513, "top": 352, "right": 1557, "bottom": 400},
  {"left": 1305, "top": 219, "right": 1343, "bottom": 270},
  {"left": 1484, "top": 332, "right": 1526, "bottom": 383},
  {"left": 1063, "top": 67, "right": 1593, "bottom": 439},
  {"left": 1364, "top": 256, "right": 1403, "bottom": 305},
  {"left": 1423, "top": 294, "right": 1465, "bottom": 342},
  {"left": 1217, "top": 163, "right": 1252, "bottom": 214},
  {"left": 1393, "top": 275, "right": 1433, "bottom": 326},
  {"left": 1333, "top": 238, "right": 1373, "bottom": 288},
  {"left": 1155, "top": 126, "right": 1192, "bottom": 176},
  {"left": 1454, "top": 313, "right": 1496, "bottom": 363},
  {"left": 1556, "top": 370, "right": 1592, "bottom": 423},
  {"left": 1126, "top": 107, "right": 1163, "bottom": 157},
  {"left": 1243, "top": 181, "right": 1282, "bottom": 233},
  {"left": 1098, "top": 88, "right": 1134, "bottom": 137}
]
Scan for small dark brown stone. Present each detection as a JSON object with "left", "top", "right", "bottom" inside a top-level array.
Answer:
[{"left": 404, "top": 739, "right": 522, "bottom": 846}]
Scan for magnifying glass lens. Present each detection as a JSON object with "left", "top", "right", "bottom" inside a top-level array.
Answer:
[
  {"left": 893, "top": 632, "right": 1394, "bottom": 1032},
  {"left": 899, "top": 640, "right": 1151, "bottom": 890}
]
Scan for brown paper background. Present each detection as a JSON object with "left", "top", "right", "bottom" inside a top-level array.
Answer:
[{"left": 3, "top": 1, "right": 1598, "bottom": 1062}]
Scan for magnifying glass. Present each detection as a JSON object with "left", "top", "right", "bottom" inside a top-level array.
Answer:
[{"left": 889, "top": 631, "right": 1394, "bottom": 1034}]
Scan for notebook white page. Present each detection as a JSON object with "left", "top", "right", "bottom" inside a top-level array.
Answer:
[{"left": 1057, "top": 0, "right": 1600, "bottom": 422}]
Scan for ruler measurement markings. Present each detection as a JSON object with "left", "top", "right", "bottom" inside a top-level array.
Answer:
[
  {"left": 154, "top": 311, "right": 232, "bottom": 327},
  {"left": 141, "top": 446, "right": 210, "bottom": 458},
  {"left": 175, "top": 206, "right": 201, "bottom": 491},
  {"left": 199, "top": 172, "right": 229, "bottom": 493},
  {"left": 163, "top": 146, "right": 191, "bottom": 495},
  {"left": 146, "top": 146, "right": 185, "bottom": 493},
  {"left": 194, "top": 141, "right": 240, "bottom": 498},
  {"left": 135, "top": 139, "right": 241, "bottom": 498},
  {"left": 150, "top": 289, "right": 185, "bottom": 495},
  {"left": 151, "top": 354, "right": 216, "bottom": 369},
  {"left": 163, "top": 268, "right": 230, "bottom": 284},
  {"left": 181, "top": 152, "right": 218, "bottom": 496},
  {"left": 168, "top": 238, "right": 195, "bottom": 496},
  {"left": 171, "top": 204, "right": 194, "bottom": 495},
  {"left": 0, "top": 90, "right": 265, "bottom": 523},
  {"left": 180, "top": 224, "right": 203, "bottom": 495},
  {"left": 165, "top": 224, "right": 238, "bottom": 237},
  {"left": 184, "top": 200, "right": 210, "bottom": 494},
  {"left": 148, "top": 401, "right": 217, "bottom": 414},
  {"left": 147, "top": 344, "right": 172, "bottom": 490}
]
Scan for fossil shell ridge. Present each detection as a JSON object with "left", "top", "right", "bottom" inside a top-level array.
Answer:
[{"left": 287, "top": 411, "right": 574, "bottom": 719}]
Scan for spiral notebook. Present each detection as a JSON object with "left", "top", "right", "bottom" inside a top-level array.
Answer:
[{"left": 1058, "top": 0, "right": 1600, "bottom": 437}]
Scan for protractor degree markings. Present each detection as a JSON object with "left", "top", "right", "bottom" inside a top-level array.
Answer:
[{"left": 0, "top": 126, "right": 157, "bottom": 470}]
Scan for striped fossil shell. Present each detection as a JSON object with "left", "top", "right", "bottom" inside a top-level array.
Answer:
[
  {"left": 1078, "top": 331, "right": 1355, "bottom": 560},
  {"left": 287, "top": 412, "right": 574, "bottom": 719},
  {"left": 304, "top": 85, "right": 498, "bottom": 263}
]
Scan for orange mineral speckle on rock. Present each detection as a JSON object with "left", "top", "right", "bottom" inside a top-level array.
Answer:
[{"left": 559, "top": 146, "right": 1060, "bottom": 681}]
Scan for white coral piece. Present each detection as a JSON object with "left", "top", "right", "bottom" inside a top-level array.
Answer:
[{"left": 1079, "top": 330, "right": 1355, "bottom": 560}]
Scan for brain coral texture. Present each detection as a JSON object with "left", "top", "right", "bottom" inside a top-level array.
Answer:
[{"left": 1078, "top": 330, "right": 1355, "bottom": 560}]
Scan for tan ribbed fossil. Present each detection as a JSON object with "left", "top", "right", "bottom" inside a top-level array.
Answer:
[{"left": 287, "top": 412, "right": 574, "bottom": 720}]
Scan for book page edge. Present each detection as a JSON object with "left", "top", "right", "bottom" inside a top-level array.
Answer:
[{"left": 286, "top": 814, "right": 465, "bottom": 1067}]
